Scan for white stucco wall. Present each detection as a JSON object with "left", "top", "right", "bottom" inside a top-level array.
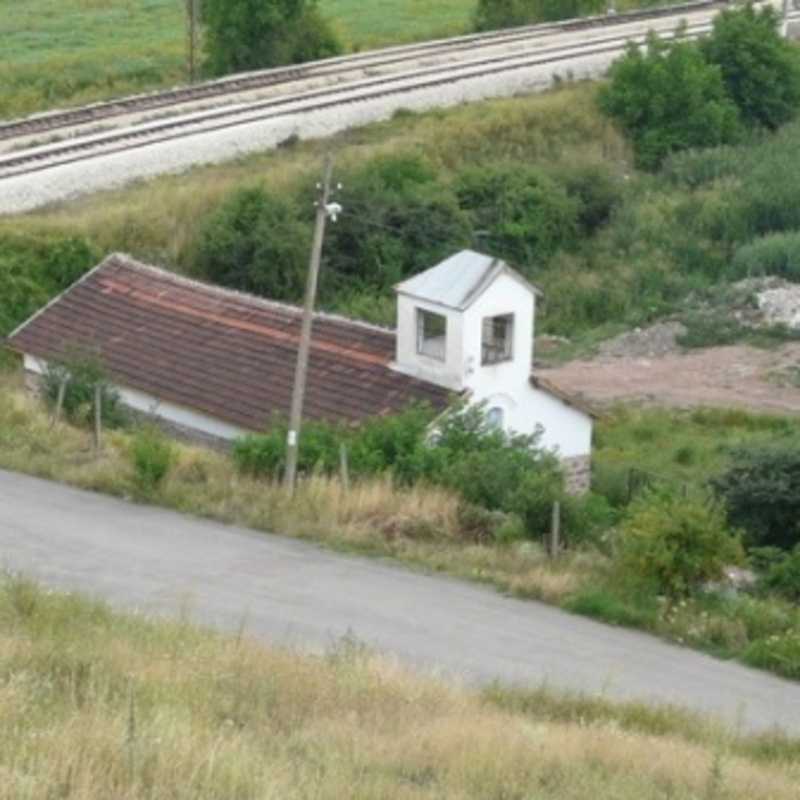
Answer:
[
  {"left": 393, "top": 295, "right": 465, "bottom": 390},
  {"left": 24, "top": 355, "right": 247, "bottom": 442},
  {"left": 461, "top": 272, "right": 536, "bottom": 391},
  {"left": 391, "top": 272, "right": 592, "bottom": 458}
]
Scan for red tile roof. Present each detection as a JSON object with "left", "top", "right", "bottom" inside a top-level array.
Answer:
[{"left": 6, "top": 254, "right": 452, "bottom": 431}]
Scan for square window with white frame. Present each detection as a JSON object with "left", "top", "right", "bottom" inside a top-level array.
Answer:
[
  {"left": 482, "top": 314, "right": 514, "bottom": 365},
  {"left": 417, "top": 309, "right": 447, "bottom": 361}
]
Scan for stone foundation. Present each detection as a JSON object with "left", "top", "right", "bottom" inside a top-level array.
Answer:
[{"left": 562, "top": 455, "right": 591, "bottom": 496}]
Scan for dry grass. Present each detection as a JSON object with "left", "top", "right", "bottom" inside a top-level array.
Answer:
[
  {"left": 1, "top": 575, "right": 798, "bottom": 800},
  {"left": 0, "top": 369, "right": 599, "bottom": 607}
]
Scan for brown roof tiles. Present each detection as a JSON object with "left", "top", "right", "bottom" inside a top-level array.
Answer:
[{"left": 6, "top": 254, "right": 452, "bottom": 431}]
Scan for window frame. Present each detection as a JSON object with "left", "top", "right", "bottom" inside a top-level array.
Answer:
[
  {"left": 481, "top": 313, "right": 514, "bottom": 365},
  {"left": 416, "top": 308, "right": 447, "bottom": 362}
]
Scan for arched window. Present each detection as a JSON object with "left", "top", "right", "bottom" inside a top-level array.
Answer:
[{"left": 487, "top": 406, "right": 505, "bottom": 430}]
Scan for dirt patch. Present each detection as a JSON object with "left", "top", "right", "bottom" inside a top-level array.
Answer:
[{"left": 542, "top": 342, "right": 800, "bottom": 415}]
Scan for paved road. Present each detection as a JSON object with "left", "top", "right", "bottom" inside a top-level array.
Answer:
[{"left": 2, "top": 469, "right": 799, "bottom": 734}]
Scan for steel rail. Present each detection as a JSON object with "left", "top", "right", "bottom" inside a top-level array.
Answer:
[
  {"left": 0, "top": 17, "right": 722, "bottom": 181},
  {"left": 0, "top": 0, "right": 721, "bottom": 143}
]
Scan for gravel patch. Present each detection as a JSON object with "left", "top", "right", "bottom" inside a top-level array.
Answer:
[
  {"left": 596, "top": 321, "right": 688, "bottom": 359},
  {"left": 757, "top": 285, "right": 800, "bottom": 330}
]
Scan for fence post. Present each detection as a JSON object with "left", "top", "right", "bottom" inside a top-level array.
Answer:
[
  {"left": 549, "top": 501, "right": 561, "bottom": 559},
  {"left": 339, "top": 444, "right": 350, "bottom": 492},
  {"left": 50, "top": 376, "right": 68, "bottom": 429},
  {"left": 93, "top": 383, "right": 102, "bottom": 452}
]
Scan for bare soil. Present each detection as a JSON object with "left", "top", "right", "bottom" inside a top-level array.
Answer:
[{"left": 542, "top": 341, "right": 800, "bottom": 415}]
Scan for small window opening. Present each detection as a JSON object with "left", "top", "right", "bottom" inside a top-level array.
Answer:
[
  {"left": 487, "top": 407, "right": 505, "bottom": 430},
  {"left": 482, "top": 314, "right": 514, "bottom": 365},
  {"left": 417, "top": 309, "right": 447, "bottom": 361}
]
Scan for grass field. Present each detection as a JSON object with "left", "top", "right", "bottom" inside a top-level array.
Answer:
[
  {"left": 0, "top": 0, "right": 477, "bottom": 117},
  {"left": 1, "top": 574, "right": 799, "bottom": 799}
]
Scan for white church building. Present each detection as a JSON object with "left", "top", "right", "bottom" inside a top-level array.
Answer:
[{"left": 7, "top": 250, "right": 593, "bottom": 490}]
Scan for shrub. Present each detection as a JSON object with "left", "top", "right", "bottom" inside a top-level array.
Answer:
[
  {"left": 711, "top": 445, "right": 800, "bottom": 550},
  {"left": 194, "top": 187, "right": 311, "bottom": 301},
  {"left": 744, "top": 631, "right": 800, "bottom": 680},
  {"left": 0, "top": 233, "right": 97, "bottom": 336},
  {"left": 617, "top": 490, "right": 743, "bottom": 598},
  {"left": 760, "top": 546, "right": 800, "bottom": 603},
  {"left": 233, "top": 417, "right": 343, "bottom": 478},
  {"left": 474, "top": 0, "right": 604, "bottom": 30},
  {"left": 730, "top": 231, "right": 800, "bottom": 281},
  {"left": 677, "top": 312, "right": 746, "bottom": 349},
  {"left": 455, "top": 163, "right": 580, "bottom": 266},
  {"left": 129, "top": 426, "right": 176, "bottom": 495},
  {"left": 507, "top": 468, "right": 565, "bottom": 538},
  {"left": 702, "top": 5, "right": 800, "bottom": 131},
  {"left": 599, "top": 33, "right": 741, "bottom": 170},
  {"left": 201, "top": 0, "right": 341, "bottom": 77},
  {"left": 560, "top": 163, "right": 623, "bottom": 236}
]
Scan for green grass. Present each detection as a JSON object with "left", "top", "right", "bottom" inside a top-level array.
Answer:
[
  {"left": 0, "top": 0, "right": 477, "bottom": 117},
  {"left": 3, "top": 574, "right": 799, "bottom": 799},
  {"left": 322, "top": 0, "right": 475, "bottom": 48},
  {"left": 593, "top": 406, "right": 800, "bottom": 501}
]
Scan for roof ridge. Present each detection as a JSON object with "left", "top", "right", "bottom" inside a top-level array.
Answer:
[{"left": 109, "top": 252, "right": 396, "bottom": 336}]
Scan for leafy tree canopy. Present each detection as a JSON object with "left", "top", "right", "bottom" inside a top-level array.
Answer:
[
  {"left": 712, "top": 444, "right": 800, "bottom": 551},
  {"left": 599, "top": 32, "right": 742, "bottom": 170},
  {"left": 702, "top": 4, "right": 800, "bottom": 131},
  {"left": 201, "top": 0, "right": 341, "bottom": 76}
]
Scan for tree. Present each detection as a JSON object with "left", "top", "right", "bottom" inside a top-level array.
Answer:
[
  {"left": 599, "top": 33, "right": 741, "bottom": 170},
  {"left": 194, "top": 187, "right": 311, "bottom": 300},
  {"left": 201, "top": 0, "right": 341, "bottom": 77},
  {"left": 702, "top": 5, "right": 800, "bottom": 131},
  {"left": 322, "top": 155, "right": 472, "bottom": 296},
  {"left": 712, "top": 445, "right": 800, "bottom": 550}
]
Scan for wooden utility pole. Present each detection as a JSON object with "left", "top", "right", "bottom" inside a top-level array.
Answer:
[
  {"left": 186, "top": 0, "right": 199, "bottom": 84},
  {"left": 284, "top": 156, "right": 336, "bottom": 495}
]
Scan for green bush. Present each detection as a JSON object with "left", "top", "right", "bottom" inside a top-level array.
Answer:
[
  {"left": 0, "top": 233, "right": 97, "bottom": 336},
  {"left": 507, "top": 468, "right": 565, "bottom": 538},
  {"left": 661, "top": 146, "right": 744, "bottom": 189},
  {"left": 129, "top": 426, "right": 176, "bottom": 496},
  {"left": 233, "top": 417, "right": 344, "bottom": 478},
  {"left": 730, "top": 231, "right": 800, "bottom": 280},
  {"left": 744, "top": 631, "right": 800, "bottom": 680},
  {"left": 474, "top": 0, "right": 604, "bottom": 30},
  {"left": 702, "top": 5, "right": 800, "bottom": 132},
  {"left": 560, "top": 163, "right": 623, "bottom": 236},
  {"left": 677, "top": 312, "right": 746, "bottom": 349},
  {"left": 760, "top": 546, "right": 800, "bottom": 603},
  {"left": 599, "top": 33, "right": 741, "bottom": 170},
  {"left": 455, "top": 163, "right": 580, "bottom": 266},
  {"left": 325, "top": 155, "right": 472, "bottom": 295},
  {"left": 617, "top": 490, "right": 743, "bottom": 598},
  {"left": 194, "top": 187, "right": 311, "bottom": 301},
  {"left": 232, "top": 403, "right": 564, "bottom": 530},
  {"left": 711, "top": 444, "right": 800, "bottom": 551},
  {"left": 201, "top": 0, "right": 341, "bottom": 77}
]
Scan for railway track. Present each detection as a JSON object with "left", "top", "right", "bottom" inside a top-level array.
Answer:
[
  {"left": 0, "top": 0, "right": 720, "bottom": 145},
  {"left": 0, "top": 0, "right": 793, "bottom": 214}
]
